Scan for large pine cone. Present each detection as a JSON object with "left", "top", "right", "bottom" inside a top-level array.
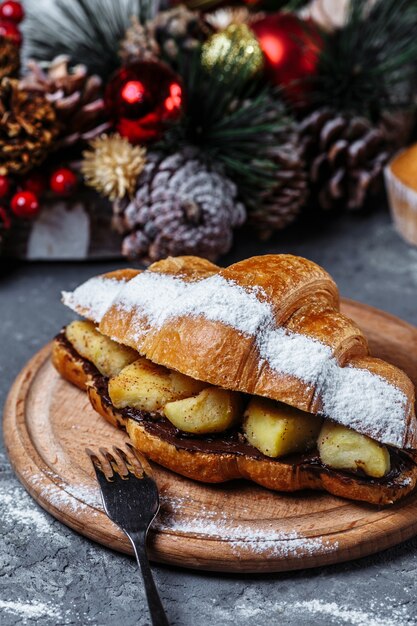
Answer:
[
  {"left": 113, "top": 149, "right": 246, "bottom": 263},
  {"left": 20, "top": 55, "right": 110, "bottom": 150},
  {"left": 299, "top": 108, "right": 391, "bottom": 212},
  {"left": 0, "top": 36, "right": 19, "bottom": 81},
  {"left": 248, "top": 138, "right": 309, "bottom": 239},
  {"left": 0, "top": 78, "right": 58, "bottom": 176}
]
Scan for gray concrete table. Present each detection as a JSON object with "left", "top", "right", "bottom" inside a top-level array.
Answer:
[{"left": 1, "top": 210, "right": 417, "bottom": 626}]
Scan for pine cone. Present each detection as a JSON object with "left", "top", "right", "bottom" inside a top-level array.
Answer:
[
  {"left": 150, "top": 6, "right": 211, "bottom": 63},
  {"left": 299, "top": 108, "right": 391, "bottom": 212},
  {"left": 0, "top": 78, "right": 58, "bottom": 176},
  {"left": 0, "top": 36, "right": 20, "bottom": 81},
  {"left": 113, "top": 149, "right": 246, "bottom": 263},
  {"left": 248, "top": 138, "right": 309, "bottom": 239},
  {"left": 20, "top": 55, "right": 110, "bottom": 150},
  {"left": 120, "top": 16, "right": 160, "bottom": 65}
]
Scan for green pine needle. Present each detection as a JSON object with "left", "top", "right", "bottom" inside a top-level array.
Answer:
[
  {"left": 312, "top": 0, "right": 417, "bottom": 118},
  {"left": 23, "top": 0, "right": 158, "bottom": 80},
  {"left": 161, "top": 47, "right": 293, "bottom": 208}
]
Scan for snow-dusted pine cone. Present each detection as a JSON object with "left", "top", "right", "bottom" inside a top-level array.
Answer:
[
  {"left": 113, "top": 149, "right": 246, "bottom": 263},
  {"left": 20, "top": 55, "right": 110, "bottom": 150},
  {"left": 299, "top": 108, "right": 391, "bottom": 212}
]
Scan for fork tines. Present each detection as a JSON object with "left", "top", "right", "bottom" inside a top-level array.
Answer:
[{"left": 86, "top": 443, "right": 152, "bottom": 482}]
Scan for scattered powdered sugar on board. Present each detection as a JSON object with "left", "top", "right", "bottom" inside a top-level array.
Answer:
[
  {"left": 63, "top": 270, "right": 410, "bottom": 447},
  {"left": 0, "top": 599, "right": 62, "bottom": 624},
  {"left": 156, "top": 495, "right": 337, "bottom": 558},
  {"left": 29, "top": 473, "right": 103, "bottom": 512}
]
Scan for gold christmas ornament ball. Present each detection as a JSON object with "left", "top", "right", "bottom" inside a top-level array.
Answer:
[
  {"left": 82, "top": 134, "right": 147, "bottom": 201},
  {"left": 201, "top": 24, "right": 263, "bottom": 77}
]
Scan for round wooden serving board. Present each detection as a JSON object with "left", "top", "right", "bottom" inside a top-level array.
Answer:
[{"left": 4, "top": 299, "right": 417, "bottom": 573}]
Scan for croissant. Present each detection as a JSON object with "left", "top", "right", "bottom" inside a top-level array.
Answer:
[{"left": 52, "top": 254, "right": 417, "bottom": 505}]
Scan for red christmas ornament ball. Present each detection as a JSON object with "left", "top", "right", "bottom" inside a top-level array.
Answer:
[
  {"left": 50, "top": 168, "right": 78, "bottom": 195},
  {"left": 0, "top": 1, "right": 24, "bottom": 23},
  {"left": 10, "top": 191, "right": 39, "bottom": 218},
  {"left": 251, "top": 14, "right": 322, "bottom": 103},
  {"left": 0, "top": 19, "right": 21, "bottom": 45},
  {"left": 105, "top": 61, "right": 183, "bottom": 143},
  {"left": 0, "top": 174, "right": 10, "bottom": 198}
]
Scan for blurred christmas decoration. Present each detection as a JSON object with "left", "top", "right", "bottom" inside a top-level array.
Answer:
[
  {"left": 10, "top": 190, "right": 40, "bottom": 218},
  {"left": 20, "top": 56, "right": 110, "bottom": 149},
  {"left": 180, "top": 0, "right": 309, "bottom": 11},
  {"left": 0, "top": 1, "right": 24, "bottom": 24},
  {"left": 251, "top": 13, "right": 322, "bottom": 103},
  {"left": 23, "top": 0, "right": 159, "bottom": 81},
  {"left": 301, "top": 0, "right": 351, "bottom": 31},
  {"left": 105, "top": 60, "right": 183, "bottom": 143},
  {"left": 0, "top": 78, "right": 58, "bottom": 175},
  {"left": 202, "top": 23, "right": 263, "bottom": 77},
  {"left": 120, "top": 17, "right": 160, "bottom": 65},
  {"left": 50, "top": 167, "right": 78, "bottom": 196},
  {"left": 112, "top": 149, "right": 245, "bottom": 263},
  {"left": 0, "top": 35, "right": 19, "bottom": 80},
  {"left": 205, "top": 7, "right": 252, "bottom": 31},
  {"left": 82, "top": 134, "right": 147, "bottom": 200},
  {"left": 2, "top": 0, "right": 417, "bottom": 262},
  {"left": 151, "top": 5, "right": 211, "bottom": 63},
  {"left": 311, "top": 0, "right": 417, "bottom": 116}
]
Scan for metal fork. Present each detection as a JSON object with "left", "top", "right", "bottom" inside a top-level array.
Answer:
[{"left": 86, "top": 444, "right": 169, "bottom": 626}]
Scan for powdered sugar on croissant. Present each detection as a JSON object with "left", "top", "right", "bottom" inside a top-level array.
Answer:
[{"left": 62, "top": 254, "right": 417, "bottom": 449}]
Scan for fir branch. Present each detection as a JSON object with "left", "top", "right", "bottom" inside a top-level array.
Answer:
[
  {"left": 312, "top": 0, "right": 417, "bottom": 118},
  {"left": 161, "top": 47, "right": 294, "bottom": 207},
  {"left": 23, "top": 0, "right": 159, "bottom": 80}
]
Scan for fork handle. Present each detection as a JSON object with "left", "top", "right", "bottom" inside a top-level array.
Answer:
[{"left": 127, "top": 530, "right": 169, "bottom": 626}]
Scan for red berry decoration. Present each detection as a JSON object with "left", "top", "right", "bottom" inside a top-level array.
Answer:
[
  {"left": 10, "top": 191, "right": 39, "bottom": 218},
  {"left": 251, "top": 14, "right": 322, "bottom": 104},
  {"left": 23, "top": 171, "right": 47, "bottom": 197},
  {"left": 0, "top": 1, "right": 24, "bottom": 23},
  {"left": 50, "top": 168, "right": 78, "bottom": 196},
  {"left": 0, "top": 174, "right": 10, "bottom": 198},
  {"left": 0, "top": 19, "right": 21, "bottom": 45},
  {"left": 105, "top": 61, "right": 183, "bottom": 144}
]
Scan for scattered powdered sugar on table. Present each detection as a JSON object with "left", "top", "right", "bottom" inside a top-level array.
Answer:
[
  {"left": 0, "top": 599, "right": 62, "bottom": 624},
  {"left": 63, "top": 270, "right": 409, "bottom": 447},
  {"left": 0, "top": 482, "right": 52, "bottom": 535},
  {"left": 230, "top": 597, "right": 411, "bottom": 626}
]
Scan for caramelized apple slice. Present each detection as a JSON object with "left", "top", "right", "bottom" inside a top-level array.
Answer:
[
  {"left": 318, "top": 421, "right": 390, "bottom": 478},
  {"left": 65, "top": 320, "right": 138, "bottom": 378},
  {"left": 243, "top": 397, "right": 322, "bottom": 458},
  {"left": 164, "top": 387, "right": 242, "bottom": 434},
  {"left": 108, "top": 358, "right": 207, "bottom": 412}
]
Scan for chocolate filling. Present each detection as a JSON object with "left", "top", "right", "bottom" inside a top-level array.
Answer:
[{"left": 57, "top": 331, "right": 416, "bottom": 489}]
